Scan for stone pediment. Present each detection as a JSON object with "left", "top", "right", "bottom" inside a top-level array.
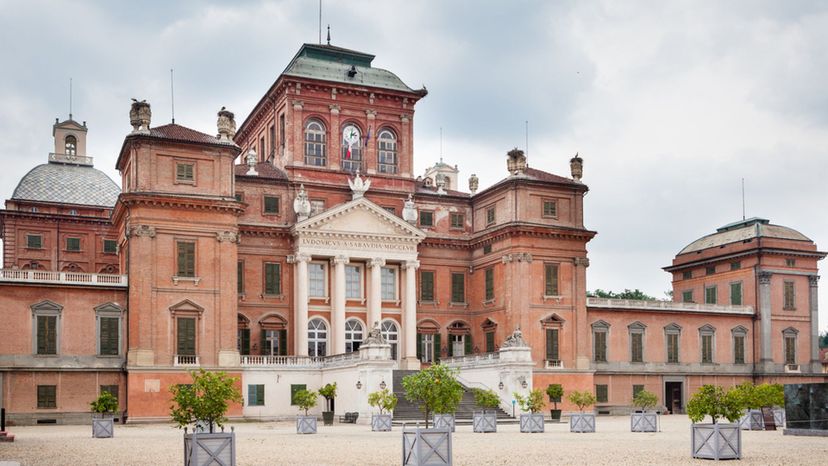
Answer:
[{"left": 293, "top": 197, "right": 425, "bottom": 240}]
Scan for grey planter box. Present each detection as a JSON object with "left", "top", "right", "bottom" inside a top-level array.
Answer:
[
  {"left": 184, "top": 430, "right": 236, "bottom": 466},
  {"left": 296, "top": 415, "right": 317, "bottom": 434},
  {"left": 630, "top": 412, "right": 658, "bottom": 432},
  {"left": 739, "top": 409, "right": 764, "bottom": 430},
  {"left": 519, "top": 413, "right": 544, "bottom": 433},
  {"left": 92, "top": 415, "right": 114, "bottom": 438},
  {"left": 402, "top": 424, "right": 452, "bottom": 466},
  {"left": 472, "top": 411, "right": 497, "bottom": 433},
  {"left": 432, "top": 414, "right": 455, "bottom": 433},
  {"left": 691, "top": 423, "right": 741, "bottom": 460},
  {"left": 773, "top": 408, "right": 785, "bottom": 426},
  {"left": 372, "top": 414, "right": 393, "bottom": 432},
  {"left": 570, "top": 413, "right": 596, "bottom": 433}
]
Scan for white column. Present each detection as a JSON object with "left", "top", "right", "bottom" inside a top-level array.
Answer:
[
  {"left": 403, "top": 260, "right": 421, "bottom": 370},
  {"left": 368, "top": 258, "right": 385, "bottom": 329},
  {"left": 758, "top": 271, "right": 772, "bottom": 370},
  {"left": 293, "top": 254, "right": 311, "bottom": 356},
  {"left": 809, "top": 275, "right": 820, "bottom": 372},
  {"left": 332, "top": 255, "right": 349, "bottom": 355}
]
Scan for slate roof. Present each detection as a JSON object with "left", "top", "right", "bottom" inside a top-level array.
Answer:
[
  {"left": 12, "top": 162, "right": 120, "bottom": 207},
  {"left": 139, "top": 124, "right": 234, "bottom": 147},
  {"left": 678, "top": 218, "right": 812, "bottom": 254},
  {"left": 234, "top": 162, "right": 288, "bottom": 180}
]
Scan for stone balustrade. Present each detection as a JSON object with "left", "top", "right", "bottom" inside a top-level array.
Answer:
[
  {"left": 587, "top": 297, "right": 754, "bottom": 315},
  {"left": 443, "top": 351, "right": 500, "bottom": 368},
  {"left": 0, "top": 269, "right": 128, "bottom": 287}
]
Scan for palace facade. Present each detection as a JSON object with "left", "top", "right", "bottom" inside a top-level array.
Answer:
[{"left": 1, "top": 43, "right": 825, "bottom": 424}]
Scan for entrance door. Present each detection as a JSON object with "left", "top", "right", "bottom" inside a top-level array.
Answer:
[
  {"left": 451, "top": 335, "right": 465, "bottom": 357},
  {"left": 665, "top": 382, "right": 683, "bottom": 414}
]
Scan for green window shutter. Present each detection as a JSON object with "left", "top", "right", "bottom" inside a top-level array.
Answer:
[
  {"left": 279, "top": 329, "right": 287, "bottom": 356},
  {"left": 464, "top": 334, "right": 472, "bottom": 355},
  {"left": 264, "top": 196, "right": 280, "bottom": 214},
  {"left": 451, "top": 273, "right": 465, "bottom": 303},
  {"left": 260, "top": 330, "right": 268, "bottom": 356},
  {"left": 66, "top": 237, "right": 80, "bottom": 251},
  {"left": 734, "top": 336, "right": 745, "bottom": 364},
  {"left": 177, "top": 242, "right": 195, "bottom": 277},
  {"left": 416, "top": 333, "right": 423, "bottom": 359},
  {"left": 485, "top": 268, "right": 494, "bottom": 300},
  {"left": 248, "top": 384, "right": 257, "bottom": 406},
  {"left": 37, "top": 315, "right": 57, "bottom": 355},
  {"left": 99, "top": 317, "right": 119, "bottom": 356},
  {"left": 545, "top": 264, "right": 559, "bottom": 296},
  {"left": 486, "top": 332, "right": 495, "bottom": 353},
  {"left": 240, "top": 328, "right": 250, "bottom": 355},
  {"left": 257, "top": 385, "right": 265, "bottom": 406},
  {"left": 237, "top": 262, "right": 244, "bottom": 294},
  {"left": 177, "top": 318, "right": 196, "bottom": 355},
  {"left": 433, "top": 333, "right": 441, "bottom": 363},
  {"left": 730, "top": 283, "right": 742, "bottom": 305},
  {"left": 420, "top": 271, "right": 434, "bottom": 301},
  {"left": 596, "top": 385, "right": 608, "bottom": 403},
  {"left": 265, "top": 263, "right": 281, "bottom": 295},
  {"left": 104, "top": 239, "right": 117, "bottom": 254},
  {"left": 447, "top": 337, "right": 453, "bottom": 357},
  {"left": 545, "top": 329, "right": 554, "bottom": 360},
  {"left": 546, "top": 328, "right": 559, "bottom": 360},
  {"left": 682, "top": 290, "right": 693, "bottom": 303}
]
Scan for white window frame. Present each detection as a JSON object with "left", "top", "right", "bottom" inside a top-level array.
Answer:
[
  {"left": 308, "top": 318, "right": 328, "bottom": 357},
  {"left": 450, "top": 334, "right": 465, "bottom": 357},
  {"left": 421, "top": 334, "right": 434, "bottom": 363},
  {"left": 308, "top": 261, "right": 328, "bottom": 299},
  {"left": 381, "top": 265, "right": 398, "bottom": 302},
  {"left": 344, "top": 318, "right": 364, "bottom": 353},
  {"left": 345, "top": 264, "right": 363, "bottom": 300},
  {"left": 381, "top": 319, "right": 399, "bottom": 360}
]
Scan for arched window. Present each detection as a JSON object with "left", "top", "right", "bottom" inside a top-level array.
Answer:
[
  {"left": 344, "top": 319, "right": 364, "bottom": 353},
  {"left": 308, "top": 318, "right": 327, "bottom": 357},
  {"left": 447, "top": 321, "right": 471, "bottom": 357},
  {"left": 304, "top": 119, "right": 327, "bottom": 166},
  {"left": 381, "top": 320, "right": 399, "bottom": 360},
  {"left": 65, "top": 135, "right": 77, "bottom": 156},
  {"left": 377, "top": 129, "right": 397, "bottom": 174},
  {"left": 341, "top": 124, "right": 362, "bottom": 172}
]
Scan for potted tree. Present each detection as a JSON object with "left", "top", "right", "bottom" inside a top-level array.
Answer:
[
  {"left": 734, "top": 382, "right": 764, "bottom": 430},
  {"left": 90, "top": 390, "right": 119, "bottom": 438},
  {"left": 402, "top": 363, "right": 464, "bottom": 430},
  {"left": 514, "top": 389, "right": 545, "bottom": 433},
  {"left": 687, "top": 384, "right": 744, "bottom": 460},
  {"left": 567, "top": 390, "right": 597, "bottom": 433},
  {"left": 368, "top": 388, "right": 398, "bottom": 432},
  {"left": 294, "top": 389, "right": 319, "bottom": 434},
  {"left": 546, "top": 384, "right": 564, "bottom": 422},
  {"left": 318, "top": 383, "right": 337, "bottom": 426},
  {"left": 471, "top": 388, "right": 500, "bottom": 433},
  {"left": 756, "top": 383, "right": 785, "bottom": 428},
  {"left": 170, "top": 369, "right": 242, "bottom": 466},
  {"left": 630, "top": 389, "right": 659, "bottom": 432}
]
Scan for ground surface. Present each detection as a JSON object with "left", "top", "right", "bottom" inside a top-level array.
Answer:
[{"left": 0, "top": 415, "right": 825, "bottom": 465}]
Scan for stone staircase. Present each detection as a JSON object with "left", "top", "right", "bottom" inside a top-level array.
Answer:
[{"left": 391, "top": 370, "right": 514, "bottom": 424}]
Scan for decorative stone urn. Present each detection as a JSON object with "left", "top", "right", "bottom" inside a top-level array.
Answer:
[
  {"left": 570, "top": 413, "right": 596, "bottom": 433},
  {"left": 296, "top": 415, "right": 317, "bottom": 434},
  {"left": 432, "top": 413, "right": 455, "bottom": 433},
  {"left": 691, "top": 423, "right": 741, "bottom": 460},
  {"left": 519, "top": 413, "right": 545, "bottom": 433},
  {"left": 472, "top": 411, "right": 497, "bottom": 433}
]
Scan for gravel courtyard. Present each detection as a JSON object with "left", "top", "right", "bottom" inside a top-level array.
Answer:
[{"left": 1, "top": 415, "right": 826, "bottom": 465}]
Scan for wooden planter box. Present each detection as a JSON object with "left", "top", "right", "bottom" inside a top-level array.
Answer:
[
  {"left": 519, "top": 413, "right": 544, "bottom": 433},
  {"left": 92, "top": 414, "right": 114, "bottom": 438},
  {"left": 570, "top": 413, "right": 596, "bottom": 433},
  {"left": 773, "top": 408, "right": 785, "bottom": 427},
  {"left": 402, "top": 424, "right": 452, "bottom": 466},
  {"left": 432, "top": 414, "right": 455, "bottom": 433},
  {"left": 372, "top": 414, "right": 393, "bottom": 432},
  {"left": 472, "top": 411, "right": 497, "bottom": 433},
  {"left": 296, "top": 415, "right": 317, "bottom": 434},
  {"left": 691, "top": 423, "right": 741, "bottom": 460},
  {"left": 630, "top": 412, "right": 658, "bottom": 432},
  {"left": 739, "top": 410, "right": 764, "bottom": 430},
  {"left": 184, "top": 431, "right": 236, "bottom": 466}
]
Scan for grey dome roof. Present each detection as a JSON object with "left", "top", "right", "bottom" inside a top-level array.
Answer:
[
  {"left": 678, "top": 217, "right": 812, "bottom": 254},
  {"left": 12, "top": 162, "right": 120, "bottom": 207}
]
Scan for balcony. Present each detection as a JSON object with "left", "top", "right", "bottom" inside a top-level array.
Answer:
[
  {"left": 240, "top": 351, "right": 361, "bottom": 369},
  {"left": 49, "top": 152, "right": 94, "bottom": 166},
  {"left": 443, "top": 352, "right": 500, "bottom": 368},
  {"left": 586, "top": 297, "right": 754, "bottom": 315},
  {"left": 0, "top": 269, "right": 128, "bottom": 288},
  {"left": 174, "top": 355, "right": 200, "bottom": 366}
]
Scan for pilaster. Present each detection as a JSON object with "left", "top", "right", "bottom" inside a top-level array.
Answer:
[
  {"left": 758, "top": 271, "right": 773, "bottom": 371},
  {"left": 368, "top": 258, "right": 386, "bottom": 329},
  {"left": 809, "top": 275, "right": 820, "bottom": 372}
]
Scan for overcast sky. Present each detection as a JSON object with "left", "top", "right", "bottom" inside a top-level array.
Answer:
[{"left": 1, "top": 0, "right": 827, "bottom": 332}]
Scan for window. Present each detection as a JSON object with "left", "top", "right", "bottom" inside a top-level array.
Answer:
[
  {"left": 545, "top": 264, "right": 559, "bottom": 296},
  {"left": 633, "top": 385, "right": 644, "bottom": 399},
  {"left": 450, "top": 212, "right": 464, "bottom": 229},
  {"left": 263, "top": 196, "right": 280, "bottom": 214},
  {"left": 420, "top": 271, "right": 434, "bottom": 302},
  {"left": 176, "top": 162, "right": 194, "bottom": 182},
  {"left": 704, "top": 285, "right": 717, "bottom": 304},
  {"left": 99, "top": 316, "right": 120, "bottom": 356},
  {"left": 68, "top": 209, "right": 78, "bottom": 216},
  {"left": 483, "top": 244, "right": 492, "bottom": 255},
  {"left": 419, "top": 210, "right": 433, "bottom": 227},
  {"left": 36, "top": 314, "right": 58, "bottom": 355},
  {"left": 542, "top": 199, "right": 557, "bottom": 218},
  {"left": 269, "top": 125, "right": 275, "bottom": 157},
  {"left": 341, "top": 124, "right": 363, "bottom": 172},
  {"left": 700, "top": 325, "right": 715, "bottom": 364},
  {"left": 596, "top": 385, "right": 608, "bottom": 403},
  {"left": 103, "top": 239, "right": 117, "bottom": 254},
  {"left": 37, "top": 385, "right": 56, "bottom": 408},
  {"left": 345, "top": 265, "right": 361, "bottom": 299},
  {"left": 304, "top": 119, "right": 327, "bottom": 166},
  {"left": 310, "top": 199, "right": 325, "bottom": 216},
  {"left": 27, "top": 234, "right": 42, "bottom": 249},
  {"left": 593, "top": 324, "right": 608, "bottom": 362},
  {"left": 783, "top": 281, "right": 795, "bottom": 309},
  {"left": 100, "top": 385, "right": 119, "bottom": 399},
  {"left": 279, "top": 114, "right": 286, "bottom": 148},
  {"left": 308, "top": 318, "right": 327, "bottom": 357},
  {"left": 377, "top": 129, "right": 398, "bottom": 174},
  {"left": 629, "top": 324, "right": 644, "bottom": 363},
  {"left": 264, "top": 263, "right": 281, "bottom": 295},
  {"left": 681, "top": 290, "right": 693, "bottom": 303},
  {"left": 682, "top": 270, "right": 692, "bottom": 279},
  {"left": 383, "top": 206, "right": 396, "bottom": 215},
  {"left": 235, "top": 192, "right": 244, "bottom": 202},
  {"left": 730, "top": 261, "right": 741, "bottom": 271},
  {"left": 290, "top": 384, "right": 307, "bottom": 405},
  {"left": 64, "top": 135, "right": 77, "bottom": 156},
  {"left": 418, "top": 333, "right": 436, "bottom": 363},
  {"left": 237, "top": 261, "right": 244, "bottom": 294},
  {"left": 730, "top": 282, "right": 742, "bottom": 305},
  {"left": 260, "top": 136, "right": 266, "bottom": 159},
  {"left": 665, "top": 324, "right": 681, "bottom": 363},
  {"left": 449, "top": 334, "right": 466, "bottom": 357},
  {"left": 345, "top": 319, "right": 363, "bottom": 353},
  {"left": 450, "top": 272, "right": 465, "bottom": 303},
  {"left": 486, "top": 331, "right": 496, "bottom": 353},
  {"left": 381, "top": 321, "right": 399, "bottom": 360},
  {"left": 485, "top": 268, "right": 494, "bottom": 301},
  {"left": 486, "top": 206, "right": 496, "bottom": 225},
  {"left": 248, "top": 384, "right": 265, "bottom": 406},
  {"left": 238, "top": 327, "right": 250, "bottom": 355},
  {"left": 784, "top": 331, "right": 797, "bottom": 365},
  {"left": 66, "top": 237, "right": 80, "bottom": 252},
  {"left": 308, "top": 263, "right": 326, "bottom": 298},
  {"left": 177, "top": 317, "right": 196, "bottom": 356},
  {"left": 732, "top": 327, "right": 747, "bottom": 364},
  {"left": 705, "top": 265, "right": 715, "bottom": 275},
  {"left": 545, "top": 328, "right": 559, "bottom": 361},
  {"left": 786, "top": 258, "right": 796, "bottom": 267},
  {"left": 261, "top": 329, "right": 287, "bottom": 356},
  {"left": 176, "top": 241, "right": 196, "bottom": 277},
  {"left": 381, "top": 267, "right": 397, "bottom": 301}
]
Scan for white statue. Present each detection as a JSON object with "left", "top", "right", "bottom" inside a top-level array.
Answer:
[
  {"left": 402, "top": 194, "right": 418, "bottom": 223},
  {"left": 245, "top": 149, "right": 258, "bottom": 176},
  {"left": 348, "top": 171, "right": 371, "bottom": 199},
  {"left": 435, "top": 173, "right": 446, "bottom": 195},
  {"left": 293, "top": 184, "right": 311, "bottom": 221}
]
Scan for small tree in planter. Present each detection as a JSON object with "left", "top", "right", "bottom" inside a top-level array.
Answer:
[
  {"left": 318, "top": 383, "right": 337, "bottom": 426},
  {"left": 756, "top": 383, "right": 785, "bottom": 427},
  {"left": 630, "top": 389, "right": 659, "bottom": 432},
  {"left": 402, "top": 364, "right": 463, "bottom": 430},
  {"left": 471, "top": 388, "right": 500, "bottom": 433},
  {"left": 514, "top": 389, "right": 545, "bottom": 433},
  {"left": 368, "top": 388, "right": 398, "bottom": 432},
  {"left": 567, "top": 390, "right": 597, "bottom": 433},
  {"left": 90, "top": 391, "right": 119, "bottom": 438},
  {"left": 294, "top": 389, "right": 319, "bottom": 434},
  {"left": 546, "top": 384, "right": 564, "bottom": 422},
  {"left": 170, "top": 369, "right": 242, "bottom": 466},
  {"left": 687, "top": 384, "right": 744, "bottom": 460},
  {"left": 734, "top": 382, "right": 764, "bottom": 430}
]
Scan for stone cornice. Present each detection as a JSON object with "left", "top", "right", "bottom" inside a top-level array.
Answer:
[
  {"left": 663, "top": 247, "right": 827, "bottom": 272},
  {"left": 238, "top": 224, "right": 292, "bottom": 238},
  {"left": 470, "top": 223, "right": 597, "bottom": 248},
  {"left": 117, "top": 193, "right": 245, "bottom": 216},
  {"left": 0, "top": 209, "right": 114, "bottom": 227}
]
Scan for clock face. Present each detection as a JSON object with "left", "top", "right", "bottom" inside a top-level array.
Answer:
[{"left": 342, "top": 125, "right": 360, "bottom": 146}]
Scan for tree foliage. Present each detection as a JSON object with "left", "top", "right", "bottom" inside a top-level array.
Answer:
[
  {"left": 90, "top": 391, "right": 119, "bottom": 414},
  {"left": 632, "top": 390, "right": 658, "bottom": 411},
  {"left": 318, "top": 382, "right": 337, "bottom": 412},
  {"left": 402, "top": 364, "right": 464, "bottom": 428},
  {"left": 367, "top": 388, "right": 398, "bottom": 415},
  {"left": 546, "top": 384, "right": 564, "bottom": 409},
  {"left": 515, "top": 389, "right": 545, "bottom": 413},
  {"left": 169, "top": 369, "right": 242, "bottom": 432},
  {"left": 732, "top": 382, "right": 784, "bottom": 410},
  {"left": 686, "top": 385, "right": 744, "bottom": 424},
  {"left": 294, "top": 389, "right": 318, "bottom": 415},
  {"left": 472, "top": 388, "right": 501, "bottom": 410},
  {"left": 587, "top": 289, "right": 656, "bottom": 300},
  {"left": 567, "top": 390, "right": 597, "bottom": 412}
]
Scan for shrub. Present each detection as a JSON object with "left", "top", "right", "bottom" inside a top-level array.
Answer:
[
  {"left": 169, "top": 369, "right": 243, "bottom": 433},
  {"left": 515, "top": 389, "right": 545, "bottom": 414},
  {"left": 402, "top": 364, "right": 464, "bottom": 428},
  {"left": 294, "top": 389, "right": 318, "bottom": 416},
  {"left": 319, "top": 382, "right": 337, "bottom": 412},
  {"left": 472, "top": 388, "right": 501, "bottom": 410},
  {"left": 546, "top": 384, "right": 564, "bottom": 410},
  {"left": 567, "top": 390, "right": 597, "bottom": 412},
  {"left": 686, "top": 384, "right": 744, "bottom": 424},
  {"left": 367, "top": 388, "right": 398, "bottom": 415},
  {"left": 755, "top": 383, "right": 784, "bottom": 408},
  {"left": 632, "top": 390, "right": 658, "bottom": 412},
  {"left": 90, "top": 391, "right": 119, "bottom": 415}
]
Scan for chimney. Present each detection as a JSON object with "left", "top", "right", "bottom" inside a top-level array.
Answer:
[
  {"left": 570, "top": 153, "right": 583, "bottom": 182},
  {"left": 506, "top": 148, "right": 527, "bottom": 176},
  {"left": 129, "top": 99, "right": 151, "bottom": 133}
]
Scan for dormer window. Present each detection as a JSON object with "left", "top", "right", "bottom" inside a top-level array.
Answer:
[{"left": 65, "top": 135, "right": 77, "bottom": 156}]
